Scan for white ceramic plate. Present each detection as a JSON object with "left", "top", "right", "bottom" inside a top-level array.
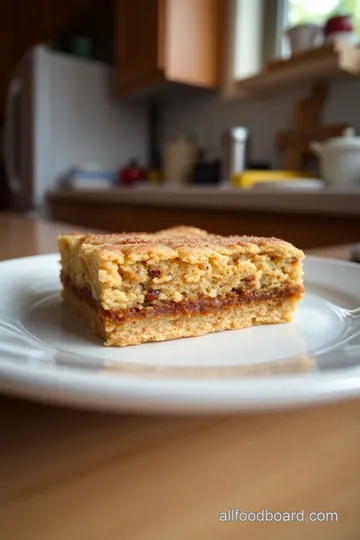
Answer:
[{"left": 0, "top": 254, "right": 360, "bottom": 414}]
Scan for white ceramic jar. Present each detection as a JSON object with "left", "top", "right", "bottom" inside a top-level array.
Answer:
[
  {"left": 162, "top": 137, "right": 196, "bottom": 186},
  {"left": 285, "top": 24, "right": 323, "bottom": 53},
  {"left": 311, "top": 128, "right": 360, "bottom": 188}
]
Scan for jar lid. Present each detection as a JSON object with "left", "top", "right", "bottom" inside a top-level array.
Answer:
[
  {"left": 224, "top": 127, "right": 249, "bottom": 142},
  {"left": 325, "top": 127, "right": 360, "bottom": 147}
]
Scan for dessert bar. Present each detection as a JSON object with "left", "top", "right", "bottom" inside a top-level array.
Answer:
[{"left": 58, "top": 226, "right": 304, "bottom": 346}]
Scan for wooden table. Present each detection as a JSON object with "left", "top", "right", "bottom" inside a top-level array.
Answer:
[{"left": 0, "top": 212, "right": 359, "bottom": 540}]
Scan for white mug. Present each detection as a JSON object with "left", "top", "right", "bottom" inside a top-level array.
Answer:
[{"left": 285, "top": 24, "right": 323, "bottom": 53}]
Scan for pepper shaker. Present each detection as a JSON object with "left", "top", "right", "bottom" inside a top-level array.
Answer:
[{"left": 351, "top": 244, "right": 360, "bottom": 263}]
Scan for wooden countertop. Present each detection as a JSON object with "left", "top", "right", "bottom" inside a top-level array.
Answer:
[
  {"left": 47, "top": 186, "right": 360, "bottom": 217},
  {"left": 0, "top": 212, "right": 359, "bottom": 540}
]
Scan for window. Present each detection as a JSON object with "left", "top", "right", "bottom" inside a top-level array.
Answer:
[
  {"left": 230, "top": 0, "right": 284, "bottom": 81},
  {"left": 222, "top": 0, "right": 360, "bottom": 97},
  {"left": 286, "top": 0, "right": 360, "bottom": 35},
  {"left": 282, "top": 0, "right": 360, "bottom": 57}
]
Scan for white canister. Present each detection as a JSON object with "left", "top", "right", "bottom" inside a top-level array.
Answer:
[
  {"left": 325, "top": 31, "right": 357, "bottom": 45},
  {"left": 285, "top": 24, "right": 323, "bottom": 53},
  {"left": 311, "top": 128, "right": 360, "bottom": 187},
  {"left": 162, "top": 138, "right": 196, "bottom": 186}
]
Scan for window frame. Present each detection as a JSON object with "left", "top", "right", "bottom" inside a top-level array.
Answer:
[{"left": 222, "top": 0, "right": 288, "bottom": 97}]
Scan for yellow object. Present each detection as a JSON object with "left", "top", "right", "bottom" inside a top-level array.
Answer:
[
  {"left": 231, "top": 170, "right": 310, "bottom": 189},
  {"left": 147, "top": 169, "right": 162, "bottom": 184}
]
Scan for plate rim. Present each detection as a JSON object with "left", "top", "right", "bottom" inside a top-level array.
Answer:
[{"left": 0, "top": 252, "right": 360, "bottom": 414}]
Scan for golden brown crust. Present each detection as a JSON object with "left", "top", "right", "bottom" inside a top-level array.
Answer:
[{"left": 59, "top": 226, "right": 303, "bottom": 258}]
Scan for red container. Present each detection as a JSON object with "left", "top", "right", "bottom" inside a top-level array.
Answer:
[
  {"left": 324, "top": 14, "right": 353, "bottom": 36},
  {"left": 119, "top": 159, "right": 146, "bottom": 186}
]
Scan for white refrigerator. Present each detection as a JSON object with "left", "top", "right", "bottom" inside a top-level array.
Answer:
[{"left": 3, "top": 46, "right": 147, "bottom": 214}]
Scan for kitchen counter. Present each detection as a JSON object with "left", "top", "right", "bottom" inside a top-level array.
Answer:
[
  {"left": 48, "top": 186, "right": 360, "bottom": 216},
  {"left": 46, "top": 187, "right": 360, "bottom": 249},
  {"left": 0, "top": 212, "right": 359, "bottom": 540}
]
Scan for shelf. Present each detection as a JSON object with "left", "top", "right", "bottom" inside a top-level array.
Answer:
[{"left": 234, "top": 41, "right": 360, "bottom": 97}]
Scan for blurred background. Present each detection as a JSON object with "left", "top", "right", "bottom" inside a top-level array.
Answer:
[{"left": 0, "top": 0, "right": 360, "bottom": 249}]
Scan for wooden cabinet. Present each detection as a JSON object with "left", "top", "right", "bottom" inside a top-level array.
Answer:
[
  {"left": 16, "top": 0, "right": 71, "bottom": 51},
  {"left": 0, "top": 0, "right": 220, "bottom": 112},
  {"left": 16, "top": 0, "right": 96, "bottom": 51},
  {"left": 0, "top": 2, "right": 17, "bottom": 115},
  {"left": 0, "top": 0, "right": 96, "bottom": 117},
  {"left": 16, "top": 0, "right": 96, "bottom": 49},
  {"left": 115, "top": 0, "right": 221, "bottom": 96},
  {"left": 116, "top": 0, "right": 164, "bottom": 90}
]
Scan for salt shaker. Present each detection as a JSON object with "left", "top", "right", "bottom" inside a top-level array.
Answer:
[{"left": 221, "top": 127, "right": 249, "bottom": 186}]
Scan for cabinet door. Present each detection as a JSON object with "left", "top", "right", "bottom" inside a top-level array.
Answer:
[
  {"left": 68, "top": 0, "right": 95, "bottom": 18},
  {"left": 16, "top": 0, "right": 73, "bottom": 50},
  {"left": 0, "top": 1, "right": 17, "bottom": 115},
  {"left": 115, "top": 0, "right": 165, "bottom": 93}
]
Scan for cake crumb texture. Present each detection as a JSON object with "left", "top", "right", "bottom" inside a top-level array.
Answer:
[{"left": 58, "top": 226, "right": 304, "bottom": 347}]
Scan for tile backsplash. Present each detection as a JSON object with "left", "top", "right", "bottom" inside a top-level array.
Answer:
[{"left": 159, "top": 80, "right": 360, "bottom": 169}]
